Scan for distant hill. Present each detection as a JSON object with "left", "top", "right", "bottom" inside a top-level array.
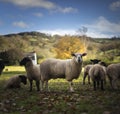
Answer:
[
  {"left": 0, "top": 31, "right": 120, "bottom": 65},
  {"left": 2, "top": 31, "right": 50, "bottom": 38}
]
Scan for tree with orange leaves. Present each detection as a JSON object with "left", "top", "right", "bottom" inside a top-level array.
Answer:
[{"left": 54, "top": 36, "right": 86, "bottom": 59}]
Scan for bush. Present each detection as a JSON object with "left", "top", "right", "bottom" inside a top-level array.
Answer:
[{"left": 0, "top": 48, "right": 24, "bottom": 65}]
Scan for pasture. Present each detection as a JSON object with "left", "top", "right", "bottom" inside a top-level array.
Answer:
[{"left": 0, "top": 66, "right": 120, "bottom": 114}]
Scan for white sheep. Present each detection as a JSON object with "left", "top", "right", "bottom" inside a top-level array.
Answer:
[
  {"left": 83, "top": 59, "right": 101, "bottom": 85},
  {"left": 89, "top": 64, "right": 106, "bottom": 90},
  {"left": 107, "top": 63, "right": 120, "bottom": 89},
  {"left": 20, "top": 57, "right": 41, "bottom": 91},
  {"left": 4, "top": 75, "right": 27, "bottom": 89},
  {"left": 40, "top": 53, "right": 87, "bottom": 92}
]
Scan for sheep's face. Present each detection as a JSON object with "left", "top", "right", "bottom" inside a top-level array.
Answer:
[
  {"left": 20, "top": 57, "right": 31, "bottom": 66},
  {"left": 71, "top": 53, "right": 87, "bottom": 63},
  {"left": 90, "top": 59, "right": 101, "bottom": 64},
  {"left": 19, "top": 75, "right": 27, "bottom": 85}
]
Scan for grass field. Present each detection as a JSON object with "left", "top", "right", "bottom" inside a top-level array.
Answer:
[{"left": 0, "top": 66, "right": 120, "bottom": 114}]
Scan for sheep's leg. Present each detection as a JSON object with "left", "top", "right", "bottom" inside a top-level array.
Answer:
[
  {"left": 104, "top": 77, "right": 106, "bottom": 85},
  {"left": 69, "top": 81, "right": 74, "bottom": 92},
  {"left": 97, "top": 80, "right": 99, "bottom": 89},
  {"left": 83, "top": 73, "right": 87, "bottom": 85},
  {"left": 45, "top": 81, "right": 49, "bottom": 91},
  {"left": 112, "top": 79, "right": 118, "bottom": 90},
  {"left": 41, "top": 81, "right": 44, "bottom": 91},
  {"left": 36, "top": 81, "right": 40, "bottom": 91},
  {"left": 109, "top": 78, "right": 113, "bottom": 89},
  {"left": 29, "top": 80, "right": 33, "bottom": 92},
  {"left": 101, "top": 80, "right": 104, "bottom": 90},
  {"left": 88, "top": 75, "right": 91, "bottom": 84},
  {"left": 93, "top": 81, "right": 96, "bottom": 91}
]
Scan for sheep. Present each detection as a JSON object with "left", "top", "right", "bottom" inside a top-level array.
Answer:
[
  {"left": 40, "top": 52, "right": 87, "bottom": 92},
  {"left": 107, "top": 63, "right": 120, "bottom": 90},
  {"left": 89, "top": 63, "right": 106, "bottom": 90},
  {"left": 0, "top": 60, "right": 5, "bottom": 75},
  {"left": 4, "top": 75, "right": 27, "bottom": 89},
  {"left": 20, "top": 57, "right": 40, "bottom": 91},
  {"left": 83, "top": 59, "right": 101, "bottom": 85}
]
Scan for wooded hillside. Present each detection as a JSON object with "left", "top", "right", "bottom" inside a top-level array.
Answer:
[{"left": 0, "top": 32, "right": 120, "bottom": 65}]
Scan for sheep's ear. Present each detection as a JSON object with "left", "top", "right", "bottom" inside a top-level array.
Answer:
[
  {"left": 82, "top": 53, "right": 87, "bottom": 56},
  {"left": 90, "top": 59, "right": 101, "bottom": 64},
  {"left": 90, "top": 59, "right": 93, "bottom": 62},
  {"left": 19, "top": 75, "right": 25, "bottom": 78},
  {"left": 19, "top": 75, "right": 23, "bottom": 79},
  {"left": 71, "top": 53, "right": 76, "bottom": 56}
]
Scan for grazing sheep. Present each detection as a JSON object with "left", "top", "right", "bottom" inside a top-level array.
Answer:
[
  {"left": 4, "top": 75, "right": 27, "bottom": 89},
  {"left": 107, "top": 63, "right": 120, "bottom": 89},
  {"left": 20, "top": 57, "right": 40, "bottom": 91},
  {"left": 40, "top": 53, "right": 87, "bottom": 92},
  {"left": 89, "top": 64, "right": 106, "bottom": 90},
  {"left": 0, "top": 60, "right": 5, "bottom": 75},
  {"left": 83, "top": 59, "right": 101, "bottom": 85}
]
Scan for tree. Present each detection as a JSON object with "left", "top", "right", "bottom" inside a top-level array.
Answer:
[
  {"left": 76, "top": 26, "right": 88, "bottom": 36},
  {"left": 0, "top": 48, "right": 24, "bottom": 65},
  {"left": 76, "top": 26, "right": 89, "bottom": 52},
  {"left": 54, "top": 36, "right": 86, "bottom": 59}
]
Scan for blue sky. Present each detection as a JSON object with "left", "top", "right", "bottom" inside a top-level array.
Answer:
[{"left": 0, "top": 0, "right": 120, "bottom": 38}]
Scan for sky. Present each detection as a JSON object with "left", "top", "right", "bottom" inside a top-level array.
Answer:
[{"left": 0, "top": 0, "right": 120, "bottom": 38}]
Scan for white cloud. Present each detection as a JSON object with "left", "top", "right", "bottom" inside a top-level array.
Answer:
[
  {"left": 33, "top": 12, "right": 43, "bottom": 17},
  {"left": 38, "top": 29, "right": 113, "bottom": 38},
  {"left": 86, "top": 30, "right": 113, "bottom": 38},
  {"left": 3, "top": 0, "right": 56, "bottom": 9},
  {"left": 52, "top": 7, "right": 78, "bottom": 13},
  {"left": 110, "top": 1, "right": 120, "bottom": 11},
  {"left": 83, "top": 16, "right": 120, "bottom": 38},
  {"left": 2, "top": 0, "right": 78, "bottom": 14},
  {"left": 37, "top": 17, "right": 120, "bottom": 38},
  {"left": 38, "top": 29, "right": 76, "bottom": 36},
  {"left": 13, "top": 21, "right": 29, "bottom": 28}
]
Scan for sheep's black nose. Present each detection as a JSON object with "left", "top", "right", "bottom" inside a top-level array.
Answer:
[{"left": 78, "top": 58, "right": 81, "bottom": 62}]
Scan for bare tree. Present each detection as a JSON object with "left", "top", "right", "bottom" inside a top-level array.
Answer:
[
  {"left": 76, "top": 26, "right": 89, "bottom": 52},
  {"left": 76, "top": 26, "right": 88, "bottom": 36}
]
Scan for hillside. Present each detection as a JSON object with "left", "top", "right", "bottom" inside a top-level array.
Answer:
[{"left": 0, "top": 31, "right": 120, "bottom": 65}]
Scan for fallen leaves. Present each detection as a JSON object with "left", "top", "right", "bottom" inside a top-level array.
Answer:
[{"left": 0, "top": 82, "right": 120, "bottom": 114}]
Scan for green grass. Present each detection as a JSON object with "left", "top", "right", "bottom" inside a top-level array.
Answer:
[{"left": 0, "top": 67, "right": 120, "bottom": 114}]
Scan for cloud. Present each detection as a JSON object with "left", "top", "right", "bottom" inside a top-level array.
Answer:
[
  {"left": 33, "top": 12, "right": 43, "bottom": 17},
  {"left": 86, "top": 30, "right": 114, "bottom": 38},
  {"left": 2, "top": 0, "right": 78, "bottom": 14},
  {"left": 83, "top": 16, "right": 120, "bottom": 37},
  {"left": 38, "top": 29, "right": 112, "bottom": 38},
  {"left": 52, "top": 7, "right": 78, "bottom": 13},
  {"left": 38, "top": 29, "right": 76, "bottom": 36},
  {"left": 38, "top": 17, "right": 120, "bottom": 38},
  {"left": 110, "top": 1, "right": 120, "bottom": 11},
  {"left": 3, "top": 0, "right": 56, "bottom": 9},
  {"left": 13, "top": 21, "right": 29, "bottom": 28}
]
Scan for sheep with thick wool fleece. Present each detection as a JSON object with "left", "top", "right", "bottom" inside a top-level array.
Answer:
[
  {"left": 40, "top": 53, "right": 87, "bottom": 92},
  {"left": 20, "top": 57, "right": 40, "bottom": 91},
  {"left": 107, "top": 63, "right": 120, "bottom": 89},
  {"left": 89, "top": 63, "right": 106, "bottom": 90},
  {"left": 83, "top": 59, "right": 101, "bottom": 85},
  {"left": 4, "top": 75, "right": 27, "bottom": 89}
]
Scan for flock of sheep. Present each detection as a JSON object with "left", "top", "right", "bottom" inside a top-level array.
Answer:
[{"left": 0, "top": 52, "right": 120, "bottom": 92}]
